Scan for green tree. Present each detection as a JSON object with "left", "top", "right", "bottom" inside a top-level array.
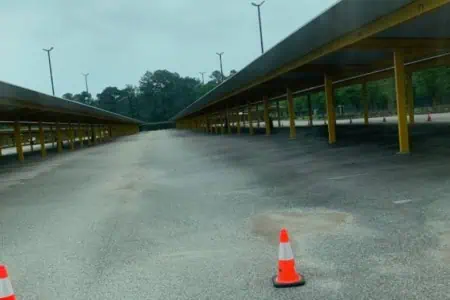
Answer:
[
  {"left": 62, "top": 93, "right": 74, "bottom": 100},
  {"left": 414, "top": 66, "right": 450, "bottom": 106},
  {"left": 74, "top": 91, "right": 94, "bottom": 105},
  {"left": 97, "top": 87, "right": 122, "bottom": 113}
]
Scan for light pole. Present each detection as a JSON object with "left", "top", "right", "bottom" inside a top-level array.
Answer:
[
  {"left": 251, "top": 1, "right": 265, "bottom": 54},
  {"left": 43, "top": 47, "right": 55, "bottom": 96},
  {"left": 82, "top": 73, "right": 90, "bottom": 94},
  {"left": 216, "top": 52, "right": 224, "bottom": 82},
  {"left": 199, "top": 72, "right": 206, "bottom": 84}
]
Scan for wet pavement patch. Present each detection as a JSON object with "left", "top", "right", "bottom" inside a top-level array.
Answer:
[{"left": 251, "top": 209, "right": 353, "bottom": 246}]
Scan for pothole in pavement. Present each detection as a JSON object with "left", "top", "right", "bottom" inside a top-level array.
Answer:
[{"left": 251, "top": 209, "right": 353, "bottom": 246}]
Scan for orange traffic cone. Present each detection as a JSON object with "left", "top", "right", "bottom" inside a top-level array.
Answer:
[
  {"left": 272, "top": 228, "right": 305, "bottom": 288},
  {"left": 0, "top": 265, "right": 16, "bottom": 300},
  {"left": 427, "top": 112, "right": 432, "bottom": 122}
]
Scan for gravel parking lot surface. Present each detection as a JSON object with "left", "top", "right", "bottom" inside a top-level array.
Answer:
[{"left": 1, "top": 124, "right": 450, "bottom": 299}]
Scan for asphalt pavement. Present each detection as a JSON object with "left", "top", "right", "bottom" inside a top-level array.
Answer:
[{"left": 1, "top": 124, "right": 450, "bottom": 299}]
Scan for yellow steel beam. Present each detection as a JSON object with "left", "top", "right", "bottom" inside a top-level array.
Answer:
[
  {"left": 56, "top": 122, "right": 63, "bottom": 153},
  {"left": 38, "top": 122, "right": 47, "bottom": 157},
  {"left": 263, "top": 96, "right": 271, "bottom": 135},
  {"left": 248, "top": 102, "right": 254, "bottom": 135},
  {"left": 350, "top": 38, "right": 450, "bottom": 50},
  {"left": 13, "top": 122, "right": 24, "bottom": 162},
  {"left": 287, "top": 88, "right": 296, "bottom": 139},
  {"left": 332, "top": 53, "right": 450, "bottom": 89},
  {"left": 307, "top": 94, "right": 313, "bottom": 126},
  {"left": 362, "top": 82, "right": 369, "bottom": 125},
  {"left": 394, "top": 50, "right": 410, "bottom": 154},
  {"left": 325, "top": 74, "right": 336, "bottom": 144},
  {"left": 406, "top": 72, "right": 415, "bottom": 124},
  {"left": 408, "top": 53, "right": 450, "bottom": 72},
  {"left": 195, "top": 0, "right": 450, "bottom": 114}
]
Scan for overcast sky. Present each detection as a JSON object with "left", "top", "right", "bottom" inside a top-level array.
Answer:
[{"left": 0, "top": 0, "right": 338, "bottom": 98}]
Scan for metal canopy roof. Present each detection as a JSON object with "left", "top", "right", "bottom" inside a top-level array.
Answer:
[
  {"left": 173, "top": 0, "right": 450, "bottom": 120},
  {"left": 0, "top": 80, "right": 143, "bottom": 124}
]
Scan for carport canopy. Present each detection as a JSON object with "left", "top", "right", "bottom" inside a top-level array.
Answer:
[{"left": 172, "top": 0, "right": 450, "bottom": 121}]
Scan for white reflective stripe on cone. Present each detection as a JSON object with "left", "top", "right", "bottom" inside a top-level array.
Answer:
[
  {"left": 278, "top": 242, "right": 294, "bottom": 260},
  {"left": 0, "top": 278, "right": 14, "bottom": 298}
]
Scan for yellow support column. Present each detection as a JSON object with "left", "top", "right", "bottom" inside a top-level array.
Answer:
[
  {"left": 87, "top": 126, "right": 92, "bottom": 145},
  {"left": 407, "top": 72, "right": 415, "bottom": 125},
  {"left": 236, "top": 109, "right": 241, "bottom": 135},
  {"left": 221, "top": 114, "right": 225, "bottom": 135},
  {"left": 276, "top": 100, "right": 281, "bottom": 127},
  {"left": 13, "top": 122, "right": 24, "bottom": 162},
  {"left": 287, "top": 88, "right": 296, "bottom": 139},
  {"left": 394, "top": 50, "right": 410, "bottom": 154},
  {"left": 248, "top": 102, "right": 254, "bottom": 135},
  {"left": 307, "top": 94, "right": 313, "bottom": 127},
  {"left": 362, "top": 82, "right": 369, "bottom": 125},
  {"left": 99, "top": 125, "right": 103, "bottom": 142},
  {"left": 78, "top": 123, "right": 84, "bottom": 148},
  {"left": 104, "top": 125, "right": 108, "bottom": 140},
  {"left": 101, "top": 125, "right": 106, "bottom": 140},
  {"left": 325, "top": 75, "right": 336, "bottom": 144},
  {"left": 38, "top": 122, "right": 47, "bottom": 158},
  {"left": 69, "top": 124, "right": 75, "bottom": 150},
  {"left": 56, "top": 122, "right": 63, "bottom": 153},
  {"left": 50, "top": 125, "right": 55, "bottom": 148},
  {"left": 28, "top": 125, "right": 34, "bottom": 152},
  {"left": 227, "top": 109, "right": 232, "bottom": 134},
  {"left": 263, "top": 96, "right": 271, "bottom": 136},
  {"left": 256, "top": 104, "right": 260, "bottom": 128},
  {"left": 209, "top": 116, "right": 213, "bottom": 134},
  {"left": 92, "top": 125, "right": 97, "bottom": 144}
]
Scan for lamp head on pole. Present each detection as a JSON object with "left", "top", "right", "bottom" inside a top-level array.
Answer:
[{"left": 251, "top": 1, "right": 265, "bottom": 7}]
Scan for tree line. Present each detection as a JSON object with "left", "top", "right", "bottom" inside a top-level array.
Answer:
[
  {"left": 62, "top": 69, "right": 236, "bottom": 123},
  {"left": 62, "top": 66, "right": 450, "bottom": 122},
  {"left": 285, "top": 66, "right": 450, "bottom": 118}
]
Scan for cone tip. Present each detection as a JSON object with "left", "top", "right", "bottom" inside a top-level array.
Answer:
[
  {"left": 0, "top": 265, "right": 8, "bottom": 279},
  {"left": 280, "top": 228, "right": 289, "bottom": 243}
]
